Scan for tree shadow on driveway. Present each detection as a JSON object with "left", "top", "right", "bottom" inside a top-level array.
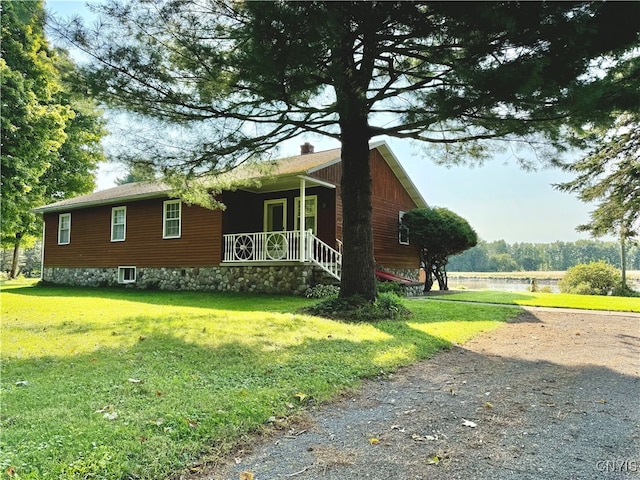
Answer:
[{"left": 214, "top": 309, "right": 640, "bottom": 480}]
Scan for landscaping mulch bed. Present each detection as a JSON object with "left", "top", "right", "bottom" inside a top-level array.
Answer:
[{"left": 190, "top": 307, "right": 640, "bottom": 480}]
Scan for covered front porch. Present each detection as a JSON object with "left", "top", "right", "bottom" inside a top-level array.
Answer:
[{"left": 220, "top": 174, "right": 342, "bottom": 280}]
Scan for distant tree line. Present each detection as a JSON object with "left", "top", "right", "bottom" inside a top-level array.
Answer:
[{"left": 447, "top": 239, "right": 640, "bottom": 272}]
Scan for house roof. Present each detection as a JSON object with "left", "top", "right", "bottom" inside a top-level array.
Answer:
[
  {"left": 31, "top": 181, "right": 172, "bottom": 213},
  {"left": 32, "top": 141, "right": 427, "bottom": 213},
  {"left": 259, "top": 147, "right": 342, "bottom": 176}
]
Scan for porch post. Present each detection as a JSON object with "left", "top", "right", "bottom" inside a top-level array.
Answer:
[{"left": 299, "top": 177, "right": 306, "bottom": 262}]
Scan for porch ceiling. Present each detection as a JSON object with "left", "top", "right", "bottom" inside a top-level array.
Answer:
[{"left": 237, "top": 175, "right": 336, "bottom": 193}]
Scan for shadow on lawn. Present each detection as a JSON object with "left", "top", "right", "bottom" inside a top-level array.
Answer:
[
  {"left": 4, "top": 283, "right": 533, "bottom": 321},
  {"left": 431, "top": 290, "right": 538, "bottom": 302},
  {"left": 2, "top": 282, "right": 310, "bottom": 312},
  {"left": 5, "top": 306, "right": 638, "bottom": 480},
  {"left": 2, "top": 314, "right": 456, "bottom": 479}
]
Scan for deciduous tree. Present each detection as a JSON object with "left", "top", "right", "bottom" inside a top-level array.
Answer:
[
  {"left": 1, "top": 0, "right": 105, "bottom": 278},
  {"left": 401, "top": 207, "right": 477, "bottom": 291}
]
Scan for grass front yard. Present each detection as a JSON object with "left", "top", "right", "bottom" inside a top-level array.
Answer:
[
  {"left": 430, "top": 290, "right": 640, "bottom": 312},
  {"left": 1, "top": 281, "right": 517, "bottom": 480}
]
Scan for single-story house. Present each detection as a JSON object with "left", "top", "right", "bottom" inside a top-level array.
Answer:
[{"left": 32, "top": 140, "right": 427, "bottom": 294}]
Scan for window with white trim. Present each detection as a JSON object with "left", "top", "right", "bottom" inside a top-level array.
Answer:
[
  {"left": 58, "top": 213, "right": 71, "bottom": 245},
  {"left": 118, "top": 266, "right": 136, "bottom": 284},
  {"left": 163, "top": 200, "right": 181, "bottom": 238},
  {"left": 294, "top": 195, "right": 317, "bottom": 234},
  {"left": 399, "top": 211, "right": 409, "bottom": 245},
  {"left": 111, "top": 206, "right": 126, "bottom": 242}
]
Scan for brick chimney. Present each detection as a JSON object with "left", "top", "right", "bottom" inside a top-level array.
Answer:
[{"left": 300, "top": 142, "right": 314, "bottom": 155}]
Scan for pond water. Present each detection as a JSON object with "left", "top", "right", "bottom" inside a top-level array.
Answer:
[
  {"left": 447, "top": 276, "right": 560, "bottom": 293},
  {"left": 446, "top": 276, "right": 640, "bottom": 294}
]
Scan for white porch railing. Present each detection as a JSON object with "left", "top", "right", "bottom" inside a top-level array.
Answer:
[
  {"left": 308, "top": 234, "right": 341, "bottom": 280},
  {"left": 223, "top": 230, "right": 341, "bottom": 280}
]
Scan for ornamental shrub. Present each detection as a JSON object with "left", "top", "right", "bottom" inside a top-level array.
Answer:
[
  {"left": 558, "top": 261, "right": 621, "bottom": 295},
  {"left": 301, "top": 292, "right": 410, "bottom": 321},
  {"left": 377, "top": 280, "right": 405, "bottom": 296},
  {"left": 303, "top": 284, "right": 340, "bottom": 298}
]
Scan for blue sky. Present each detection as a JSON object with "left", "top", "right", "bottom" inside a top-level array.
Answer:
[{"left": 47, "top": 0, "right": 600, "bottom": 244}]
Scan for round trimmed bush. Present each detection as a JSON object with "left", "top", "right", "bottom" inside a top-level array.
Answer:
[{"left": 558, "top": 261, "right": 621, "bottom": 295}]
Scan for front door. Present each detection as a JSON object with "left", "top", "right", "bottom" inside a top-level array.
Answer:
[{"left": 264, "top": 199, "right": 287, "bottom": 232}]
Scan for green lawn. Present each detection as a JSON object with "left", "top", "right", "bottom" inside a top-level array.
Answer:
[
  {"left": 431, "top": 290, "right": 640, "bottom": 312},
  {"left": 0, "top": 281, "right": 517, "bottom": 480}
]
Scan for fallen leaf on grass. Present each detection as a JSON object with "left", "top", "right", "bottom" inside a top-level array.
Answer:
[
  {"left": 239, "top": 471, "right": 254, "bottom": 480},
  {"left": 128, "top": 378, "right": 143, "bottom": 384},
  {"left": 103, "top": 412, "right": 118, "bottom": 421},
  {"left": 485, "top": 402, "right": 494, "bottom": 409},
  {"left": 186, "top": 418, "right": 198, "bottom": 428},
  {"left": 95, "top": 405, "right": 118, "bottom": 420},
  {"left": 462, "top": 419, "right": 477, "bottom": 428},
  {"left": 369, "top": 437, "right": 380, "bottom": 445}
]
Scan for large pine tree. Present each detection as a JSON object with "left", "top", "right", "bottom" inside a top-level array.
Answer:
[
  {"left": 557, "top": 113, "right": 640, "bottom": 288},
  {"left": 60, "top": 1, "right": 639, "bottom": 300}
]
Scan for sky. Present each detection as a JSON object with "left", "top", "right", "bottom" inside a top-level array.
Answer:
[{"left": 46, "top": 0, "right": 602, "bottom": 244}]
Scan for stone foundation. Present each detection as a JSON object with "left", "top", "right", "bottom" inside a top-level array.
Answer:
[
  {"left": 42, "top": 265, "right": 317, "bottom": 295},
  {"left": 42, "top": 265, "right": 424, "bottom": 296}
]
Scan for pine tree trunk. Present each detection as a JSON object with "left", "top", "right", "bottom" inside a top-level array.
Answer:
[
  {"left": 10, "top": 233, "right": 23, "bottom": 279},
  {"left": 338, "top": 119, "right": 376, "bottom": 302},
  {"left": 332, "top": 16, "right": 377, "bottom": 303}
]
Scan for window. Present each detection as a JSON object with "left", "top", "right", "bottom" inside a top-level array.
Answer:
[
  {"left": 111, "top": 206, "right": 126, "bottom": 242},
  {"left": 163, "top": 200, "right": 181, "bottom": 238},
  {"left": 399, "top": 211, "right": 409, "bottom": 245},
  {"left": 58, "top": 213, "right": 71, "bottom": 245},
  {"left": 294, "top": 195, "right": 317, "bottom": 234},
  {"left": 118, "top": 266, "right": 136, "bottom": 284}
]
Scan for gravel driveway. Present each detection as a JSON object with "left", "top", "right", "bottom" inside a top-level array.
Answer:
[{"left": 197, "top": 306, "right": 640, "bottom": 480}]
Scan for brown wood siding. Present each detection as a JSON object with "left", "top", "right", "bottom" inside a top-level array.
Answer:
[
  {"left": 370, "top": 150, "right": 421, "bottom": 269},
  {"left": 43, "top": 198, "right": 222, "bottom": 268},
  {"left": 311, "top": 163, "right": 342, "bottom": 242},
  {"left": 42, "top": 148, "right": 421, "bottom": 271},
  {"left": 312, "top": 150, "right": 420, "bottom": 269}
]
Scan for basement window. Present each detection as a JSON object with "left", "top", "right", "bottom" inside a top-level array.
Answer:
[{"left": 118, "top": 266, "right": 136, "bottom": 284}]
